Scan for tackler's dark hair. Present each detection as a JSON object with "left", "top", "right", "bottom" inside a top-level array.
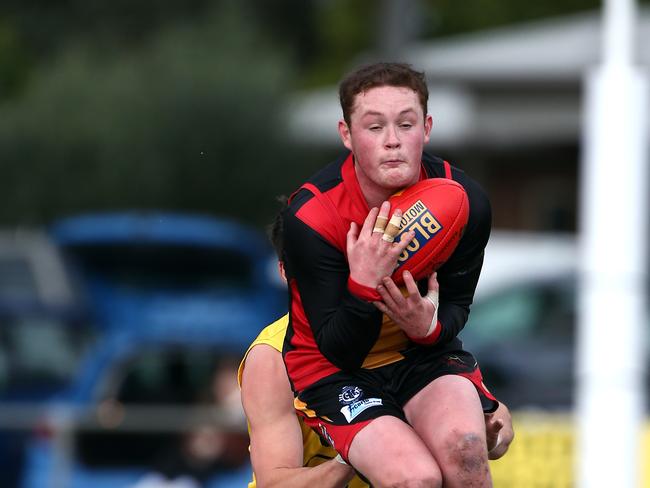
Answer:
[{"left": 267, "top": 195, "right": 288, "bottom": 260}]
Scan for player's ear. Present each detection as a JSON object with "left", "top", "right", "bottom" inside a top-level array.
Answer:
[
  {"left": 278, "top": 261, "right": 287, "bottom": 283},
  {"left": 338, "top": 120, "right": 353, "bottom": 151},
  {"left": 423, "top": 115, "right": 433, "bottom": 143}
]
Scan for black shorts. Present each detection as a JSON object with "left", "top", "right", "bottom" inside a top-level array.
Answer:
[{"left": 295, "top": 348, "right": 498, "bottom": 460}]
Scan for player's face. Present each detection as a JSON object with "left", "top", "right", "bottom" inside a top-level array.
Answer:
[{"left": 338, "top": 85, "right": 432, "bottom": 202}]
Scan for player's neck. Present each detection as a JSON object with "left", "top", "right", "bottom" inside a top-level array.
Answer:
[
  {"left": 352, "top": 160, "right": 390, "bottom": 208},
  {"left": 357, "top": 180, "right": 394, "bottom": 209}
]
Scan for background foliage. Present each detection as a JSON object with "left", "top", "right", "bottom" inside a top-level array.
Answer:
[{"left": 1, "top": 0, "right": 644, "bottom": 227}]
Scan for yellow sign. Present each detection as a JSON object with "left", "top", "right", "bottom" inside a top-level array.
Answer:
[{"left": 490, "top": 413, "right": 650, "bottom": 487}]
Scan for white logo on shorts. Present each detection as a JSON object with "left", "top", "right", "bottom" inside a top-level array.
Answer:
[
  {"left": 340, "top": 398, "right": 383, "bottom": 423},
  {"left": 338, "top": 386, "right": 363, "bottom": 405}
]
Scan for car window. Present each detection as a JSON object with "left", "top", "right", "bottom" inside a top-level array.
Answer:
[
  {"left": 75, "top": 346, "right": 249, "bottom": 474},
  {"left": 112, "top": 347, "right": 230, "bottom": 405},
  {"left": 463, "top": 278, "right": 576, "bottom": 345},
  {"left": 63, "top": 244, "right": 254, "bottom": 291},
  {"left": 0, "top": 316, "right": 96, "bottom": 398},
  {"left": 0, "top": 257, "right": 39, "bottom": 302}
]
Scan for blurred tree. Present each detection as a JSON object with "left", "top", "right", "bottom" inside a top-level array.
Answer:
[
  {"left": 0, "top": 0, "right": 218, "bottom": 100},
  {"left": 296, "top": 0, "right": 376, "bottom": 87},
  {"left": 5, "top": 0, "right": 647, "bottom": 97},
  {"left": 2, "top": 0, "right": 649, "bottom": 226},
  {"left": 0, "top": 0, "right": 215, "bottom": 53},
  {"left": 0, "top": 20, "right": 30, "bottom": 100},
  {"left": 0, "top": 1, "right": 316, "bottom": 227}
]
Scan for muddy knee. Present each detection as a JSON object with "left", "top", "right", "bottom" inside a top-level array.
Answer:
[{"left": 445, "top": 430, "right": 489, "bottom": 476}]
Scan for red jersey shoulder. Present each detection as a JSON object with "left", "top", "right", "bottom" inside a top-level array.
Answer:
[{"left": 290, "top": 154, "right": 367, "bottom": 252}]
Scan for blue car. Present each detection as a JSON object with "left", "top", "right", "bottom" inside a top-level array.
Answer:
[
  {"left": 49, "top": 212, "right": 286, "bottom": 335},
  {"left": 22, "top": 323, "right": 259, "bottom": 488},
  {"left": 0, "top": 230, "right": 96, "bottom": 488},
  {"left": 20, "top": 212, "right": 287, "bottom": 487}
]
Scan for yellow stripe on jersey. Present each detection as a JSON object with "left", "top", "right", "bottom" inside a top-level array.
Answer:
[
  {"left": 293, "top": 396, "right": 321, "bottom": 419},
  {"left": 361, "top": 314, "right": 407, "bottom": 369}
]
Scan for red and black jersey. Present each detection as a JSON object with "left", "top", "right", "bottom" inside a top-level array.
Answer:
[{"left": 281, "top": 151, "right": 491, "bottom": 393}]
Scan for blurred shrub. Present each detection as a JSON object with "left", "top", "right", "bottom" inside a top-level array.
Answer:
[
  {"left": 0, "top": 20, "right": 30, "bottom": 100},
  {"left": 0, "top": 1, "right": 312, "bottom": 227}
]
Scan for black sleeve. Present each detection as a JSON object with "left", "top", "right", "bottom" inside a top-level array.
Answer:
[
  {"left": 283, "top": 210, "right": 382, "bottom": 371},
  {"left": 434, "top": 170, "right": 492, "bottom": 344}
]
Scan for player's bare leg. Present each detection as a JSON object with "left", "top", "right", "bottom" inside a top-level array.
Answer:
[
  {"left": 404, "top": 375, "right": 492, "bottom": 488},
  {"left": 347, "top": 415, "right": 442, "bottom": 488}
]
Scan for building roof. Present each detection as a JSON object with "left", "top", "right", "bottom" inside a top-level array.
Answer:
[
  {"left": 407, "top": 9, "right": 650, "bottom": 82},
  {"left": 288, "top": 8, "right": 650, "bottom": 148}
]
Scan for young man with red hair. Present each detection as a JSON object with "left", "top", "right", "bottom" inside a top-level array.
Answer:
[{"left": 282, "top": 63, "right": 500, "bottom": 487}]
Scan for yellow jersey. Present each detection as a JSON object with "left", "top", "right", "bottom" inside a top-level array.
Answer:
[{"left": 238, "top": 314, "right": 368, "bottom": 488}]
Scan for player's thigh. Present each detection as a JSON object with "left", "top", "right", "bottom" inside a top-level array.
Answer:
[
  {"left": 347, "top": 415, "right": 441, "bottom": 484},
  {"left": 403, "top": 374, "right": 486, "bottom": 453}
]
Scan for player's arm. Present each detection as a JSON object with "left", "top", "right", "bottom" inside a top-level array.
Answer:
[
  {"left": 283, "top": 208, "right": 383, "bottom": 371},
  {"left": 433, "top": 172, "right": 492, "bottom": 344},
  {"left": 241, "top": 344, "right": 355, "bottom": 488}
]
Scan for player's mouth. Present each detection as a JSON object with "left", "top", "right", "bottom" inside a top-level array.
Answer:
[{"left": 382, "top": 158, "right": 406, "bottom": 167}]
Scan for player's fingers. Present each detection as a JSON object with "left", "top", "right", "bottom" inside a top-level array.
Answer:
[
  {"left": 346, "top": 222, "right": 359, "bottom": 255},
  {"left": 377, "top": 281, "right": 401, "bottom": 310},
  {"left": 380, "top": 276, "right": 407, "bottom": 307},
  {"left": 361, "top": 207, "right": 380, "bottom": 237},
  {"left": 402, "top": 271, "right": 420, "bottom": 298},
  {"left": 381, "top": 209, "right": 403, "bottom": 243},
  {"left": 392, "top": 228, "right": 415, "bottom": 254},
  {"left": 373, "top": 301, "right": 389, "bottom": 314},
  {"left": 373, "top": 201, "right": 390, "bottom": 235},
  {"left": 428, "top": 272, "right": 439, "bottom": 292}
]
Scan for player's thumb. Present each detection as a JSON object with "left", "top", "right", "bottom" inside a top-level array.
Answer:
[{"left": 428, "top": 272, "right": 439, "bottom": 292}]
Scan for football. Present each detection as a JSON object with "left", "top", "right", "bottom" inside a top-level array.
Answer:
[{"left": 388, "top": 178, "right": 469, "bottom": 285}]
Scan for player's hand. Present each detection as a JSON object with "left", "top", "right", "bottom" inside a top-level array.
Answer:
[
  {"left": 347, "top": 201, "right": 415, "bottom": 288},
  {"left": 485, "top": 404, "right": 514, "bottom": 460},
  {"left": 373, "top": 271, "right": 439, "bottom": 339}
]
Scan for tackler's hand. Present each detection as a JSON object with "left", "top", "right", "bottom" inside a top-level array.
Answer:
[
  {"left": 347, "top": 201, "right": 415, "bottom": 289},
  {"left": 485, "top": 403, "right": 514, "bottom": 460},
  {"left": 374, "top": 271, "right": 440, "bottom": 341}
]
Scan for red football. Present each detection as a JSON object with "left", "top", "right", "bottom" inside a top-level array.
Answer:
[{"left": 389, "top": 178, "right": 469, "bottom": 285}]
